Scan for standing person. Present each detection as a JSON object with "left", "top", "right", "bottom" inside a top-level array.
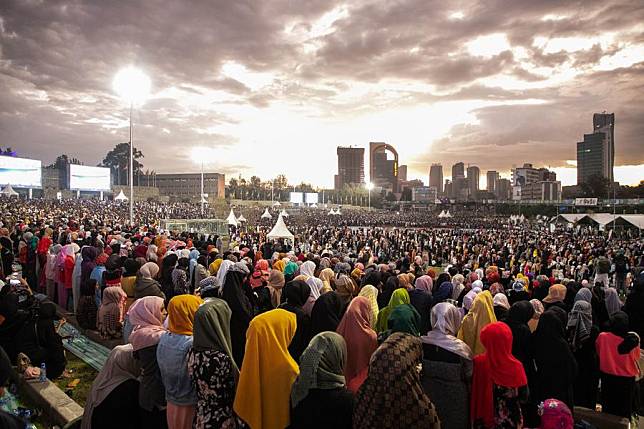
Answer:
[
  {"left": 421, "top": 302, "right": 473, "bottom": 429},
  {"left": 375, "top": 288, "right": 410, "bottom": 333},
  {"left": 458, "top": 291, "right": 497, "bottom": 356},
  {"left": 336, "top": 296, "right": 378, "bottom": 393},
  {"left": 128, "top": 296, "right": 168, "bottom": 429},
  {"left": 172, "top": 258, "right": 190, "bottom": 296},
  {"left": 279, "top": 280, "right": 312, "bottom": 362},
  {"left": 234, "top": 309, "right": 299, "bottom": 429},
  {"left": 221, "top": 262, "right": 253, "bottom": 367},
  {"left": 59, "top": 244, "right": 76, "bottom": 310},
  {"left": 353, "top": 332, "right": 441, "bottom": 429},
  {"left": 357, "top": 285, "right": 379, "bottom": 329},
  {"left": 37, "top": 228, "right": 52, "bottom": 291},
  {"left": 566, "top": 300, "right": 599, "bottom": 409},
  {"left": 408, "top": 275, "right": 433, "bottom": 335},
  {"left": 188, "top": 299, "right": 244, "bottom": 429},
  {"left": 310, "top": 291, "right": 345, "bottom": 336},
  {"left": 290, "top": 332, "right": 353, "bottom": 429},
  {"left": 157, "top": 295, "right": 203, "bottom": 429},
  {"left": 595, "top": 311, "right": 641, "bottom": 419},
  {"left": 190, "top": 256, "right": 209, "bottom": 295},
  {"left": 471, "top": 322, "right": 528, "bottom": 429},
  {"left": 81, "top": 344, "right": 141, "bottom": 429},
  {"left": 533, "top": 308, "right": 578, "bottom": 410},
  {"left": 45, "top": 244, "right": 62, "bottom": 301},
  {"left": 136, "top": 262, "right": 165, "bottom": 300},
  {"left": 98, "top": 286, "right": 127, "bottom": 339}
]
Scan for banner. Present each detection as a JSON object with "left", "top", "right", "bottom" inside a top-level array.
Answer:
[{"left": 575, "top": 198, "right": 598, "bottom": 206}]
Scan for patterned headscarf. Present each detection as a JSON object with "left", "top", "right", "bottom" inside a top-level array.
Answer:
[
  {"left": 567, "top": 300, "right": 593, "bottom": 352},
  {"left": 353, "top": 333, "right": 441, "bottom": 429},
  {"left": 290, "top": 332, "right": 347, "bottom": 407},
  {"left": 539, "top": 398, "right": 573, "bottom": 429}
]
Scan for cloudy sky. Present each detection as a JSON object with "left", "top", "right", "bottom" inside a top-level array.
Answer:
[{"left": 1, "top": 0, "right": 643, "bottom": 188}]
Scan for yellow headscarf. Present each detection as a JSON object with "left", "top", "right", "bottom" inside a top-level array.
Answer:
[
  {"left": 234, "top": 309, "right": 299, "bottom": 429},
  {"left": 358, "top": 285, "right": 380, "bottom": 328},
  {"left": 167, "top": 295, "right": 203, "bottom": 336},
  {"left": 273, "top": 259, "right": 286, "bottom": 273},
  {"left": 457, "top": 290, "right": 496, "bottom": 356},
  {"left": 209, "top": 258, "right": 223, "bottom": 275}
]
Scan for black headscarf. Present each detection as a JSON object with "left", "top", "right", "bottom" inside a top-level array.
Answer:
[
  {"left": 123, "top": 259, "right": 141, "bottom": 277},
  {"left": 283, "top": 280, "right": 311, "bottom": 308},
  {"left": 222, "top": 270, "right": 253, "bottom": 367},
  {"left": 310, "top": 291, "right": 346, "bottom": 336},
  {"left": 279, "top": 280, "right": 312, "bottom": 362},
  {"left": 504, "top": 301, "right": 535, "bottom": 367},
  {"left": 361, "top": 270, "right": 382, "bottom": 289},
  {"left": 609, "top": 311, "right": 640, "bottom": 354},
  {"left": 378, "top": 276, "right": 399, "bottom": 310}
]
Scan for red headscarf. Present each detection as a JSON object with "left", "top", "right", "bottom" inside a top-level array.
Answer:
[{"left": 471, "top": 322, "right": 527, "bottom": 427}]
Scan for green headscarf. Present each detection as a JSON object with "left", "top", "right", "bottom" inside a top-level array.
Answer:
[
  {"left": 290, "top": 331, "right": 347, "bottom": 408},
  {"left": 384, "top": 304, "right": 421, "bottom": 338},
  {"left": 375, "top": 288, "right": 410, "bottom": 333},
  {"left": 284, "top": 261, "right": 299, "bottom": 278},
  {"left": 192, "top": 298, "right": 239, "bottom": 376}
]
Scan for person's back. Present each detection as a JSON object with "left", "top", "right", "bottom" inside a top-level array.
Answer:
[{"left": 290, "top": 387, "right": 353, "bottom": 429}]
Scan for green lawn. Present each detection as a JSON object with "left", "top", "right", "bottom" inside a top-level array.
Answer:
[{"left": 53, "top": 352, "right": 97, "bottom": 408}]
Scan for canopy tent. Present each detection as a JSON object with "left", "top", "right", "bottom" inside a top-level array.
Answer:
[
  {"left": 438, "top": 210, "right": 446, "bottom": 218},
  {"left": 334, "top": 208, "right": 342, "bottom": 216},
  {"left": 444, "top": 210, "right": 453, "bottom": 218},
  {"left": 607, "top": 214, "right": 644, "bottom": 230},
  {"left": 267, "top": 214, "right": 294, "bottom": 241},
  {"left": 200, "top": 195, "right": 208, "bottom": 204},
  {"left": 0, "top": 184, "right": 19, "bottom": 196},
  {"left": 261, "top": 208, "right": 272, "bottom": 219},
  {"left": 226, "top": 209, "right": 238, "bottom": 227},
  {"left": 272, "top": 201, "right": 281, "bottom": 207},
  {"left": 328, "top": 208, "right": 336, "bottom": 215},
  {"left": 310, "top": 203, "right": 318, "bottom": 208},
  {"left": 280, "top": 209, "right": 289, "bottom": 218},
  {"left": 114, "top": 189, "right": 128, "bottom": 201},
  {"left": 237, "top": 214, "right": 247, "bottom": 223}
]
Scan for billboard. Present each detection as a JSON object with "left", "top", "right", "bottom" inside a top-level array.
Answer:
[
  {"left": 289, "top": 192, "right": 304, "bottom": 204},
  {"left": 305, "top": 193, "right": 319, "bottom": 204},
  {"left": 0, "top": 156, "right": 42, "bottom": 188},
  {"left": 575, "top": 198, "right": 598, "bottom": 206},
  {"left": 69, "top": 165, "right": 111, "bottom": 191}
]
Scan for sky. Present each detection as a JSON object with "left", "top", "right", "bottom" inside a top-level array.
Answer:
[{"left": 1, "top": 0, "right": 643, "bottom": 189}]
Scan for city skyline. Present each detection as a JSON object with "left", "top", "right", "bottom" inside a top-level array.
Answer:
[{"left": 1, "top": 1, "right": 643, "bottom": 187}]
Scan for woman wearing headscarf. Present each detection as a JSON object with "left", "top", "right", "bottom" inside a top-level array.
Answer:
[
  {"left": 534, "top": 307, "right": 577, "bottom": 410},
  {"left": 297, "top": 260, "right": 324, "bottom": 315},
  {"left": 379, "top": 302, "right": 421, "bottom": 342},
  {"left": 624, "top": 272, "right": 644, "bottom": 340},
  {"left": 538, "top": 398, "right": 574, "bottom": 429},
  {"left": 458, "top": 291, "right": 497, "bottom": 356},
  {"left": 375, "top": 288, "right": 410, "bottom": 333},
  {"left": 284, "top": 261, "right": 299, "bottom": 282},
  {"left": 279, "top": 280, "right": 312, "bottom": 362},
  {"left": 121, "top": 259, "right": 141, "bottom": 312},
  {"left": 98, "top": 286, "right": 127, "bottom": 339},
  {"left": 421, "top": 302, "right": 473, "bottom": 429},
  {"left": 353, "top": 332, "right": 441, "bottom": 429},
  {"left": 267, "top": 269, "right": 285, "bottom": 308},
  {"left": 290, "top": 332, "right": 353, "bottom": 429},
  {"left": 216, "top": 259, "right": 234, "bottom": 289},
  {"left": 357, "top": 285, "right": 379, "bottom": 329},
  {"left": 80, "top": 246, "right": 98, "bottom": 296},
  {"left": 157, "top": 295, "right": 203, "bottom": 429},
  {"left": 190, "top": 255, "right": 209, "bottom": 295},
  {"left": 310, "top": 291, "right": 346, "bottom": 336},
  {"left": 234, "top": 309, "right": 299, "bottom": 429},
  {"left": 45, "top": 243, "right": 62, "bottom": 301},
  {"left": 528, "top": 299, "right": 544, "bottom": 332},
  {"left": 492, "top": 293, "right": 510, "bottom": 322},
  {"left": 566, "top": 300, "right": 599, "bottom": 409},
  {"left": 172, "top": 257, "right": 190, "bottom": 296},
  {"left": 596, "top": 311, "right": 641, "bottom": 419},
  {"left": 136, "top": 262, "right": 165, "bottom": 300},
  {"left": 542, "top": 284, "right": 567, "bottom": 311},
  {"left": 504, "top": 301, "right": 538, "bottom": 426},
  {"left": 471, "top": 322, "right": 528, "bottom": 429},
  {"left": 378, "top": 275, "right": 400, "bottom": 309},
  {"left": 82, "top": 344, "right": 141, "bottom": 429},
  {"left": 433, "top": 281, "right": 454, "bottom": 304},
  {"left": 128, "top": 296, "right": 168, "bottom": 428},
  {"left": 188, "top": 299, "right": 244, "bottom": 429},
  {"left": 336, "top": 296, "right": 378, "bottom": 393},
  {"left": 161, "top": 253, "right": 179, "bottom": 302},
  {"left": 408, "top": 275, "right": 433, "bottom": 334},
  {"left": 59, "top": 244, "right": 76, "bottom": 309},
  {"left": 604, "top": 287, "right": 621, "bottom": 317},
  {"left": 77, "top": 277, "right": 99, "bottom": 330},
  {"left": 318, "top": 268, "right": 335, "bottom": 295},
  {"left": 452, "top": 274, "right": 465, "bottom": 301},
  {"left": 507, "top": 280, "right": 530, "bottom": 306},
  {"left": 334, "top": 274, "right": 355, "bottom": 305}
]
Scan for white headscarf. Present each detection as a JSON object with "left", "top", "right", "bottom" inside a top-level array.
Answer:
[
  {"left": 493, "top": 293, "right": 510, "bottom": 310},
  {"left": 216, "top": 260, "right": 235, "bottom": 288},
  {"left": 421, "top": 302, "right": 472, "bottom": 360}
]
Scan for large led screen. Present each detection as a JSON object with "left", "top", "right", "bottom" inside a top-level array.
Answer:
[
  {"left": 69, "top": 165, "right": 111, "bottom": 191},
  {"left": 289, "top": 192, "right": 304, "bottom": 204},
  {"left": 305, "top": 193, "right": 318, "bottom": 204},
  {"left": 0, "top": 156, "right": 42, "bottom": 187}
]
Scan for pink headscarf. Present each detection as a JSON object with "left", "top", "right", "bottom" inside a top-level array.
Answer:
[
  {"left": 414, "top": 275, "right": 433, "bottom": 295},
  {"left": 336, "top": 296, "right": 378, "bottom": 392},
  {"left": 539, "top": 399, "right": 573, "bottom": 429},
  {"left": 128, "top": 296, "right": 167, "bottom": 352}
]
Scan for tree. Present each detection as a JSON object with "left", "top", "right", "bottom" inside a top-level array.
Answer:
[
  {"left": 47, "top": 154, "right": 83, "bottom": 169},
  {"left": 100, "top": 143, "right": 144, "bottom": 186},
  {"left": 581, "top": 174, "right": 610, "bottom": 198},
  {"left": 274, "top": 174, "right": 288, "bottom": 190}
]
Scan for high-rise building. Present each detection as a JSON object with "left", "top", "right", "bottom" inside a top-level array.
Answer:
[
  {"left": 452, "top": 162, "right": 464, "bottom": 180},
  {"left": 451, "top": 162, "right": 466, "bottom": 200},
  {"left": 429, "top": 164, "right": 443, "bottom": 194},
  {"left": 369, "top": 142, "right": 399, "bottom": 192},
  {"left": 467, "top": 165, "right": 480, "bottom": 198},
  {"left": 334, "top": 146, "right": 365, "bottom": 190},
  {"left": 512, "top": 163, "right": 541, "bottom": 187},
  {"left": 577, "top": 112, "right": 615, "bottom": 184},
  {"left": 496, "top": 178, "right": 511, "bottom": 200},
  {"left": 486, "top": 170, "right": 499, "bottom": 193},
  {"left": 398, "top": 165, "right": 408, "bottom": 182},
  {"left": 155, "top": 173, "right": 225, "bottom": 201}
]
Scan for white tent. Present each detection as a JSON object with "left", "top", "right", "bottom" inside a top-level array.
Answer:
[
  {"left": 280, "top": 209, "right": 289, "bottom": 218},
  {"left": 267, "top": 214, "right": 294, "bottom": 241},
  {"left": 310, "top": 203, "right": 318, "bottom": 208},
  {"left": 328, "top": 208, "right": 335, "bottom": 215},
  {"left": 444, "top": 210, "right": 453, "bottom": 218},
  {"left": 200, "top": 195, "right": 208, "bottom": 204},
  {"left": 261, "top": 208, "right": 272, "bottom": 219},
  {"left": 272, "top": 201, "right": 281, "bottom": 207},
  {"left": 438, "top": 210, "right": 446, "bottom": 218},
  {"left": 237, "top": 213, "right": 247, "bottom": 223},
  {"left": 114, "top": 189, "right": 128, "bottom": 201},
  {"left": 1, "top": 184, "right": 19, "bottom": 197},
  {"left": 226, "top": 209, "right": 238, "bottom": 226},
  {"left": 334, "top": 208, "right": 342, "bottom": 216}
]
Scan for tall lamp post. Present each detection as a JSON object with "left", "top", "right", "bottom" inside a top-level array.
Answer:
[
  {"left": 366, "top": 182, "right": 374, "bottom": 211},
  {"left": 191, "top": 147, "right": 213, "bottom": 218},
  {"left": 113, "top": 66, "right": 151, "bottom": 227}
]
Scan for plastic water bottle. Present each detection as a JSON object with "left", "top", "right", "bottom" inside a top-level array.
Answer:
[{"left": 39, "top": 363, "right": 47, "bottom": 382}]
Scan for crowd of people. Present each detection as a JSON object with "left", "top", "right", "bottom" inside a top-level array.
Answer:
[{"left": 0, "top": 196, "right": 642, "bottom": 429}]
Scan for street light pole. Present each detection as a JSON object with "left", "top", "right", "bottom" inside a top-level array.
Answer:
[
  {"left": 129, "top": 102, "right": 134, "bottom": 227},
  {"left": 200, "top": 159, "right": 204, "bottom": 218}
]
